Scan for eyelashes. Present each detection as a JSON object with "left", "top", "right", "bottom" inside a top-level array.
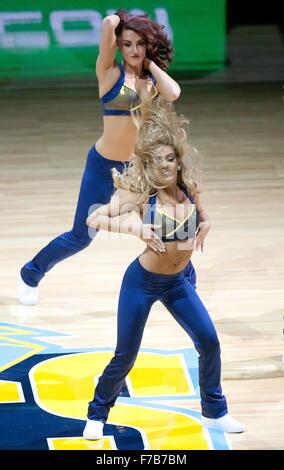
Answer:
[{"left": 123, "top": 42, "right": 146, "bottom": 47}]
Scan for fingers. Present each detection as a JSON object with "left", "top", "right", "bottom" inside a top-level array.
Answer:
[
  {"left": 148, "top": 239, "right": 165, "bottom": 253},
  {"left": 86, "top": 213, "right": 101, "bottom": 229},
  {"left": 143, "top": 225, "right": 165, "bottom": 252},
  {"left": 146, "top": 237, "right": 165, "bottom": 253},
  {"left": 195, "top": 237, "right": 204, "bottom": 253},
  {"left": 86, "top": 215, "right": 94, "bottom": 227},
  {"left": 152, "top": 236, "right": 165, "bottom": 252},
  {"left": 147, "top": 242, "right": 158, "bottom": 253},
  {"left": 195, "top": 235, "right": 201, "bottom": 251},
  {"left": 147, "top": 241, "right": 159, "bottom": 253},
  {"left": 86, "top": 211, "right": 97, "bottom": 226},
  {"left": 86, "top": 216, "right": 98, "bottom": 228},
  {"left": 151, "top": 226, "right": 165, "bottom": 252}
]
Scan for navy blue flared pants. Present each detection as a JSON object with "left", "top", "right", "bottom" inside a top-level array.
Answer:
[{"left": 88, "top": 257, "right": 227, "bottom": 422}]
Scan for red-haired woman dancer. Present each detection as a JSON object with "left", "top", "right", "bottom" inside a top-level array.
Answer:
[{"left": 18, "top": 10, "right": 198, "bottom": 305}]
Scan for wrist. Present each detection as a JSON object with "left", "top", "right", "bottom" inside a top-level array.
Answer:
[
  {"left": 133, "top": 223, "right": 144, "bottom": 239},
  {"left": 199, "top": 217, "right": 210, "bottom": 224},
  {"left": 147, "top": 59, "right": 155, "bottom": 71},
  {"left": 201, "top": 221, "right": 210, "bottom": 229},
  {"left": 143, "top": 57, "right": 151, "bottom": 69},
  {"left": 104, "top": 15, "right": 120, "bottom": 28}
]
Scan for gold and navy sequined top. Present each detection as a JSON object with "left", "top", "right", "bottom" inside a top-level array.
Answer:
[
  {"left": 143, "top": 186, "right": 198, "bottom": 242},
  {"left": 101, "top": 63, "right": 158, "bottom": 116}
]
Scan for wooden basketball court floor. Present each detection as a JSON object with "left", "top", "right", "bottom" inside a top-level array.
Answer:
[{"left": 0, "top": 81, "right": 283, "bottom": 450}]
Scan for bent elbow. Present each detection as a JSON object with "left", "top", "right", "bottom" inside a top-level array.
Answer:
[
  {"left": 102, "top": 15, "right": 119, "bottom": 29},
  {"left": 172, "top": 85, "right": 181, "bottom": 101},
  {"left": 167, "top": 85, "right": 181, "bottom": 102}
]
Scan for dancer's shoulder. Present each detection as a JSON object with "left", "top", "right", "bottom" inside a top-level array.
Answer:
[{"left": 114, "top": 188, "right": 147, "bottom": 206}]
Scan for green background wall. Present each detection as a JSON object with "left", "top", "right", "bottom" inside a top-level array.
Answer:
[{"left": 0, "top": 1, "right": 226, "bottom": 80}]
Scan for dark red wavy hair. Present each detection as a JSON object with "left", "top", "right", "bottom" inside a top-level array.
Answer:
[{"left": 115, "top": 10, "right": 173, "bottom": 71}]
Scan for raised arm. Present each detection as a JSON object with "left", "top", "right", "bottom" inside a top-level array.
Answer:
[
  {"left": 145, "top": 58, "right": 181, "bottom": 102},
  {"left": 96, "top": 14, "right": 121, "bottom": 78}
]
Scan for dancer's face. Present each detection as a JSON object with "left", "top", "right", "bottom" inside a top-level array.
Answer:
[
  {"left": 151, "top": 145, "right": 179, "bottom": 185},
  {"left": 119, "top": 29, "right": 146, "bottom": 68}
]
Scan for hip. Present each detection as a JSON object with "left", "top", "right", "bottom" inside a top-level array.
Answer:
[
  {"left": 86, "top": 144, "right": 129, "bottom": 174},
  {"left": 122, "top": 257, "right": 187, "bottom": 294}
]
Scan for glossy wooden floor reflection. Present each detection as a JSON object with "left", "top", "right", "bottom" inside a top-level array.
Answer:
[{"left": 0, "top": 82, "right": 283, "bottom": 450}]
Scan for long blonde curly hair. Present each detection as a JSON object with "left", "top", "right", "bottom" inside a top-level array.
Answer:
[{"left": 112, "top": 97, "right": 202, "bottom": 200}]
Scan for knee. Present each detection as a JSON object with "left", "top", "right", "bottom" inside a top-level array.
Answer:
[
  {"left": 61, "top": 231, "right": 92, "bottom": 250},
  {"left": 79, "top": 236, "right": 92, "bottom": 249},
  {"left": 198, "top": 332, "right": 220, "bottom": 354},
  {"left": 114, "top": 350, "right": 137, "bottom": 371}
]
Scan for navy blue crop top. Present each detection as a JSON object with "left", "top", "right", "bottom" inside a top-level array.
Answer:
[
  {"left": 100, "top": 63, "right": 158, "bottom": 116},
  {"left": 143, "top": 186, "right": 198, "bottom": 243}
]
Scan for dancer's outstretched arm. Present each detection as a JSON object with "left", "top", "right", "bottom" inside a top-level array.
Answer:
[{"left": 86, "top": 189, "right": 165, "bottom": 252}]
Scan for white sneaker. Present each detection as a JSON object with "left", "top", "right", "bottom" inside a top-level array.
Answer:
[
  {"left": 201, "top": 414, "right": 245, "bottom": 433},
  {"left": 17, "top": 273, "right": 38, "bottom": 305},
  {"left": 83, "top": 419, "right": 104, "bottom": 440}
]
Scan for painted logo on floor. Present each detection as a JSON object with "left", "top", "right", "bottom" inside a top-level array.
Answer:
[{"left": 0, "top": 323, "right": 230, "bottom": 450}]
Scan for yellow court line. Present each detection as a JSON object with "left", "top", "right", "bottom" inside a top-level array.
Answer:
[
  {"left": 0, "top": 326, "right": 36, "bottom": 336},
  {"left": 0, "top": 334, "right": 45, "bottom": 373}
]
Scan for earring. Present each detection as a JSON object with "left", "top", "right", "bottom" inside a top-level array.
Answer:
[{"left": 178, "top": 165, "right": 181, "bottom": 171}]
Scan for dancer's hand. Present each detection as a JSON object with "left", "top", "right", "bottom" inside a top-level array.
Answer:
[
  {"left": 195, "top": 221, "right": 210, "bottom": 252},
  {"left": 139, "top": 224, "right": 165, "bottom": 253},
  {"left": 143, "top": 57, "right": 152, "bottom": 70},
  {"left": 114, "top": 9, "right": 128, "bottom": 24},
  {"left": 86, "top": 210, "right": 101, "bottom": 228}
]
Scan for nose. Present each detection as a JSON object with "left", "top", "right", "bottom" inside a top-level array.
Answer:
[{"left": 132, "top": 45, "right": 138, "bottom": 55}]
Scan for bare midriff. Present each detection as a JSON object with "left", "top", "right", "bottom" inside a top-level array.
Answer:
[
  {"left": 139, "top": 241, "right": 194, "bottom": 275},
  {"left": 96, "top": 115, "right": 139, "bottom": 161}
]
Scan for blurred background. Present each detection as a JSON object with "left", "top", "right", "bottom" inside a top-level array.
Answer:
[
  {"left": 0, "top": 0, "right": 283, "bottom": 86},
  {"left": 0, "top": 0, "right": 283, "bottom": 451}
]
